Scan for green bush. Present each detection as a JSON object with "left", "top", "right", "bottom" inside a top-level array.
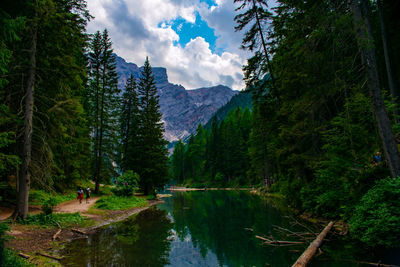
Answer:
[
  {"left": 94, "top": 195, "right": 147, "bottom": 210},
  {"left": 112, "top": 171, "right": 139, "bottom": 197},
  {"left": 349, "top": 177, "right": 400, "bottom": 248},
  {"left": 41, "top": 197, "right": 57, "bottom": 215}
]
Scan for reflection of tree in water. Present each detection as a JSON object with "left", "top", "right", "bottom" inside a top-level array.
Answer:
[
  {"left": 169, "top": 191, "right": 299, "bottom": 267},
  {"left": 62, "top": 207, "right": 173, "bottom": 267}
]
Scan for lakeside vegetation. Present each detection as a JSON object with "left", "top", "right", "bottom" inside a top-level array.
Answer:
[{"left": 171, "top": 0, "right": 400, "bottom": 249}]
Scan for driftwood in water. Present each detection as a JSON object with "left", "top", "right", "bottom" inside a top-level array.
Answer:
[
  {"left": 18, "top": 252, "right": 30, "bottom": 259},
  {"left": 292, "top": 221, "right": 334, "bottom": 267},
  {"left": 71, "top": 228, "right": 87, "bottom": 235},
  {"left": 52, "top": 229, "right": 62, "bottom": 240},
  {"left": 255, "top": 235, "right": 304, "bottom": 245},
  {"left": 37, "top": 252, "right": 62, "bottom": 261}
]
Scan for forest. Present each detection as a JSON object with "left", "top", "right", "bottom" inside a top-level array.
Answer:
[
  {"left": 1, "top": 0, "right": 400, "bottom": 264},
  {"left": 0, "top": 0, "right": 169, "bottom": 222},
  {"left": 171, "top": 0, "right": 400, "bottom": 248}
]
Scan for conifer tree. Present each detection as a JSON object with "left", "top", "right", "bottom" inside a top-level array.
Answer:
[
  {"left": 171, "top": 140, "right": 185, "bottom": 184},
  {"left": 120, "top": 74, "right": 140, "bottom": 172},
  {"left": 87, "top": 29, "right": 120, "bottom": 193},
  {"left": 136, "top": 57, "right": 168, "bottom": 195}
]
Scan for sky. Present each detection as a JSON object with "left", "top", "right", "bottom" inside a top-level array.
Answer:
[{"left": 86, "top": 0, "right": 251, "bottom": 90}]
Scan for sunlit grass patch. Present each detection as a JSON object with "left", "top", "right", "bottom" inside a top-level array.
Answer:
[
  {"left": 29, "top": 190, "right": 76, "bottom": 206},
  {"left": 20, "top": 212, "right": 92, "bottom": 228},
  {"left": 94, "top": 195, "right": 148, "bottom": 210}
]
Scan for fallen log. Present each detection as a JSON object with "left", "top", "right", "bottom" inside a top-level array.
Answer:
[
  {"left": 264, "top": 240, "right": 304, "bottom": 245},
  {"left": 37, "top": 252, "right": 62, "bottom": 261},
  {"left": 52, "top": 229, "right": 62, "bottom": 241},
  {"left": 18, "top": 252, "right": 30, "bottom": 259},
  {"left": 71, "top": 228, "right": 87, "bottom": 235},
  {"left": 292, "top": 221, "right": 335, "bottom": 267}
]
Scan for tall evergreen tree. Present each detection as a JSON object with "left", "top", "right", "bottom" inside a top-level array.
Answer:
[
  {"left": 87, "top": 29, "right": 120, "bottom": 193},
  {"left": 119, "top": 74, "right": 140, "bottom": 172},
  {"left": 350, "top": 0, "right": 400, "bottom": 177},
  {"left": 136, "top": 57, "right": 168, "bottom": 195},
  {"left": 1, "top": 0, "right": 91, "bottom": 219},
  {"left": 171, "top": 140, "right": 185, "bottom": 184}
]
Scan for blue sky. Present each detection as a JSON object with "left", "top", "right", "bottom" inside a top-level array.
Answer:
[
  {"left": 86, "top": 0, "right": 251, "bottom": 90},
  {"left": 165, "top": 13, "right": 219, "bottom": 53}
]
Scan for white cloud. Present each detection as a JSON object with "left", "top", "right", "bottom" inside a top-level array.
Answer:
[{"left": 86, "top": 0, "right": 247, "bottom": 90}]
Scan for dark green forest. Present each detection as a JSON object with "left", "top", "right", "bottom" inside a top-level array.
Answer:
[
  {"left": 171, "top": 0, "right": 400, "bottom": 248},
  {"left": 0, "top": 0, "right": 169, "bottom": 221}
]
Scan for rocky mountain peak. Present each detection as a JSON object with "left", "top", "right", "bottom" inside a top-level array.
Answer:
[{"left": 116, "top": 55, "right": 237, "bottom": 142}]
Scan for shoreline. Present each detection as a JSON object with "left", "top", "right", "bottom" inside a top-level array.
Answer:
[
  {"left": 167, "top": 187, "right": 251, "bottom": 191},
  {"left": 5, "top": 199, "right": 164, "bottom": 265}
]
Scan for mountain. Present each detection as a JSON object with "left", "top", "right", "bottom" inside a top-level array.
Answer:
[
  {"left": 115, "top": 55, "right": 237, "bottom": 142},
  {"left": 204, "top": 90, "right": 253, "bottom": 129}
]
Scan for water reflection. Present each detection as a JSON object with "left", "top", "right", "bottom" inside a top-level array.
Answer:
[
  {"left": 61, "top": 191, "right": 400, "bottom": 267},
  {"left": 161, "top": 191, "right": 300, "bottom": 267},
  {"left": 62, "top": 208, "right": 173, "bottom": 266}
]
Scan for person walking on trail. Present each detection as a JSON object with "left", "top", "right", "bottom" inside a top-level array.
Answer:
[
  {"left": 77, "top": 188, "right": 84, "bottom": 204},
  {"left": 86, "top": 188, "right": 91, "bottom": 204}
]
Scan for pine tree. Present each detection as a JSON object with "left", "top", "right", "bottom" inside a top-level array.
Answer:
[
  {"left": 171, "top": 140, "right": 185, "bottom": 184},
  {"left": 120, "top": 74, "right": 140, "bottom": 172},
  {"left": 136, "top": 57, "right": 168, "bottom": 195},
  {"left": 87, "top": 29, "right": 120, "bottom": 193}
]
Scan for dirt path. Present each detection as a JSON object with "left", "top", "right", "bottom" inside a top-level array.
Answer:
[{"left": 53, "top": 196, "right": 100, "bottom": 214}]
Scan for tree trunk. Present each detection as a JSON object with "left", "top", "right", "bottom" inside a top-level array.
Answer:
[
  {"left": 292, "top": 221, "right": 335, "bottom": 267},
  {"left": 252, "top": 0, "right": 279, "bottom": 103},
  {"left": 94, "top": 62, "right": 100, "bottom": 184},
  {"left": 377, "top": 0, "right": 399, "bottom": 122},
  {"left": 95, "top": 63, "right": 107, "bottom": 194},
  {"left": 350, "top": 0, "right": 400, "bottom": 178},
  {"left": 16, "top": 17, "right": 38, "bottom": 219}
]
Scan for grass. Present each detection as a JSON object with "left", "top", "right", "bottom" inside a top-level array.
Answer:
[
  {"left": 94, "top": 195, "right": 148, "bottom": 210},
  {"left": 20, "top": 212, "right": 93, "bottom": 228},
  {"left": 1, "top": 249, "right": 34, "bottom": 267},
  {"left": 29, "top": 190, "right": 76, "bottom": 206}
]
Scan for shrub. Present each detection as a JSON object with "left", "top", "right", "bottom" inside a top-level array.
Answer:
[
  {"left": 41, "top": 197, "right": 57, "bottom": 215},
  {"left": 112, "top": 171, "right": 139, "bottom": 197},
  {"left": 349, "top": 177, "right": 400, "bottom": 248}
]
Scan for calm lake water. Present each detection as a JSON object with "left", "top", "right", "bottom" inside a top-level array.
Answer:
[{"left": 61, "top": 191, "right": 400, "bottom": 267}]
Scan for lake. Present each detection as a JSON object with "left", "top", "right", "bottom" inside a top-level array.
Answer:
[{"left": 61, "top": 191, "right": 400, "bottom": 266}]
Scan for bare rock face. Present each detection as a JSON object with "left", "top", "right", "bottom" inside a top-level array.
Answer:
[{"left": 116, "top": 55, "right": 237, "bottom": 142}]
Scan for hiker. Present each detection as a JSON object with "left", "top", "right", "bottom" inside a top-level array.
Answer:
[
  {"left": 86, "top": 188, "right": 91, "bottom": 204},
  {"left": 77, "top": 188, "right": 84, "bottom": 204},
  {"left": 372, "top": 151, "right": 382, "bottom": 166}
]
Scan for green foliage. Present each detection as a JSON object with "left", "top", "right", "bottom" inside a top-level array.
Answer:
[
  {"left": 87, "top": 29, "right": 121, "bottom": 191},
  {"left": 119, "top": 75, "right": 140, "bottom": 172},
  {"left": 29, "top": 190, "right": 75, "bottom": 206},
  {"left": 94, "top": 195, "right": 148, "bottom": 210},
  {"left": 136, "top": 58, "right": 169, "bottom": 195},
  {"left": 349, "top": 177, "right": 400, "bottom": 247},
  {"left": 112, "top": 171, "right": 139, "bottom": 197},
  {"left": 1, "top": 248, "right": 33, "bottom": 267},
  {"left": 20, "top": 212, "right": 85, "bottom": 228},
  {"left": 171, "top": 108, "right": 252, "bottom": 187}
]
